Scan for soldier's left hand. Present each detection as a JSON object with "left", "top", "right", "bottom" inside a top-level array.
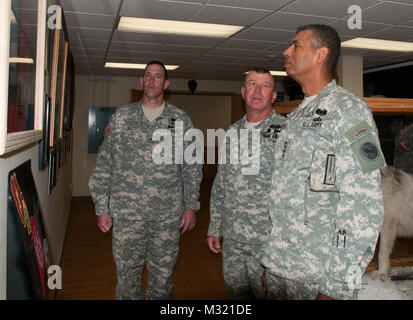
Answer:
[{"left": 180, "top": 209, "right": 196, "bottom": 234}]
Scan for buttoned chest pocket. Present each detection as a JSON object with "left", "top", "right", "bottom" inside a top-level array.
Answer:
[
  {"left": 118, "top": 126, "right": 150, "bottom": 162},
  {"left": 286, "top": 118, "right": 333, "bottom": 170}
]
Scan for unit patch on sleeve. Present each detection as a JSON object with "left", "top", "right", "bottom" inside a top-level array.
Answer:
[{"left": 344, "top": 121, "right": 385, "bottom": 173}]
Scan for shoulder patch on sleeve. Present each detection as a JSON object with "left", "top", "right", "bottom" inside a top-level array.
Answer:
[{"left": 344, "top": 121, "right": 385, "bottom": 173}]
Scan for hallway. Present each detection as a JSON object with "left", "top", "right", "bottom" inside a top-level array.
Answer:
[{"left": 56, "top": 179, "right": 227, "bottom": 300}]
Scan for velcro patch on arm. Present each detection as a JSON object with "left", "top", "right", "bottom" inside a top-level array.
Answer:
[{"left": 344, "top": 121, "right": 385, "bottom": 173}]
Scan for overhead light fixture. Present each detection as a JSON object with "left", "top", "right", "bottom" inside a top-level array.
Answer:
[
  {"left": 342, "top": 37, "right": 413, "bottom": 52},
  {"left": 118, "top": 16, "right": 244, "bottom": 37},
  {"left": 270, "top": 71, "right": 288, "bottom": 76},
  {"left": 105, "top": 62, "right": 179, "bottom": 70},
  {"left": 244, "top": 70, "right": 288, "bottom": 76},
  {"left": 9, "top": 57, "right": 34, "bottom": 64}
]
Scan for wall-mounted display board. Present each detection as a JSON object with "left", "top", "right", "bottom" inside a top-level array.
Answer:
[{"left": 7, "top": 160, "right": 51, "bottom": 299}]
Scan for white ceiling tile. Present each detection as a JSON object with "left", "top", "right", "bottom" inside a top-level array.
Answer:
[
  {"left": 70, "top": 38, "right": 108, "bottom": 50},
  {"left": 365, "top": 25, "right": 413, "bottom": 41},
  {"left": 112, "top": 30, "right": 172, "bottom": 44},
  {"left": 196, "top": 55, "right": 243, "bottom": 63},
  {"left": 67, "top": 27, "right": 112, "bottom": 41},
  {"left": 386, "top": 0, "right": 413, "bottom": 4},
  {"left": 120, "top": 0, "right": 202, "bottom": 20},
  {"left": 235, "top": 27, "right": 296, "bottom": 42},
  {"left": 63, "top": 12, "right": 116, "bottom": 29},
  {"left": 281, "top": 0, "right": 381, "bottom": 18},
  {"left": 256, "top": 12, "right": 336, "bottom": 30},
  {"left": 109, "top": 41, "right": 163, "bottom": 52},
  {"left": 160, "top": 45, "right": 210, "bottom": 54},
  {"left": 218, "top": 38, "right": 275, "bottom": 51},
  {"left": 71, "top": 47, "right": 106, "bottom": 56},
  {"left": 167, "top": 35, "right": 224, "bottom": 47},
  {"left": 61, "top": 0, "right": 121, "bottom": 15},
  {"left": 362, "top": 2, "right": 413, "bottom": 24},
  {"left": 206, "top": 47, "right": 256, "bottom": 57},
  {"left": 402, "top": 19, "right": 413, "bottom": 27},
  {"left": 191, "top": 4, "right": 272, "bottom": 26},
  {"left": 328, "top": 19, "right": 392, "bottom": 38},
  {"left": 207, "top": 0, "right": 293, "bottom": 10}
]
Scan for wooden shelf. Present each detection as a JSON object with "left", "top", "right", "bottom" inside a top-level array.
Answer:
[{"left": 273, "top": 98, "right": 413, "bottom": 115}]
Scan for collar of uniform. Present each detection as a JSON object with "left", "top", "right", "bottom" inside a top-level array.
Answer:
[
  {"left": 136, "top": 99, "right": 171, "bottom": 122},
  {"left": 239, "top": 110, "right": 276, "bottom": 131},
  {"left": 288, "top": 79, "right": 337, "bottom": 118}
]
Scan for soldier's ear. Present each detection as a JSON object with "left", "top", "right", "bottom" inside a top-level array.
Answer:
[
  {"left": 164, "top": 79, "right": 170, "bottom": 90},
  {"left": 272, "top": 91, "right": 277, "bottom": 104},
  {"left": 139, "top": 77, "right": 144, "bottom": 88},
  {"left": 316, "top": 47, "right": 329, "bottom": 65}
]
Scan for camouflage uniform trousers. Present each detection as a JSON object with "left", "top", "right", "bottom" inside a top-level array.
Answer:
[
  {"left": 265, "top": 271, "right": 319, "bottom": 300},
  {"left": 112, "top": 215, "right": 181, "bottom": 300},
  {"left": 265, "top": 272, "right": 358, "bottom": 300},
  {"left": 222, "top": 239, "right": 266, "bottom": 299}
]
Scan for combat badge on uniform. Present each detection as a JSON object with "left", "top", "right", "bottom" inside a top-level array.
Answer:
[{"left": 344, "top": 121, "right": 385, "bottom": 173}]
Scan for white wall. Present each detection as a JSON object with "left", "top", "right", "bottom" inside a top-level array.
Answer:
[{"left": 0, "top": 143, "right": 72, "bottom": 299}]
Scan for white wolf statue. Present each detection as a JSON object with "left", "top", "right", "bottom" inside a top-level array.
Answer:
[{"left": 371, "top": 166, "right": 413, "bottom": 281}]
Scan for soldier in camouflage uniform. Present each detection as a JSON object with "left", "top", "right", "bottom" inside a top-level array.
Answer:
[
  {"left": 207, "top": 68, "right": 286, "bottom": 299},
  {"left": 261, "top": 25, "right": 385, "bottom": 300},
  {"left": 393, "top": 122, "right": 413, "bottom": 173},
  {"left": 89, "top": 61, "right": 202, "bottom": 300}
]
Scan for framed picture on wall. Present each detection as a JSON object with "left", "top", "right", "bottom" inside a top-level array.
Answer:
[{"left": 49, "top": 5, "right": 67, "bottom": 147}]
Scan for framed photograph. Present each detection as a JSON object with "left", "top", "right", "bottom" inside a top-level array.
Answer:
[
  {"left": 38, "top": 94, "right": 50, "bottom": 171},
  {"left": 0, "top": 0, "right": 46, "bottom": 155}
]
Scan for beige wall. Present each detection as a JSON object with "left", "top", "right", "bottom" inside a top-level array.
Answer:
[{"left": 0, "top": 143, "right": 72, "bottom": 299}]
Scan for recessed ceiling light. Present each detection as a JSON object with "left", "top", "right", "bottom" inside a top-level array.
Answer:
[
  {"left": 342, "top": 37, "right": 413, "bottom": 52},
  {"left": 9, "top": 57, "right": 34, "bottom": 64},
  {"left": 270, "top": 71, "right": 288, "bottom": 76},
  {"left": 104, "top": 62, "right": 179, "bottom": 70},
  {"left": 118, "top": 16, "right": 244, "bottom": 38}
]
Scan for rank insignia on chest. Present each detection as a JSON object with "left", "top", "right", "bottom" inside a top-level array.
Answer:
[
  {"left": 315, "top": 108, "right": 327, "bottom": 116},
  {"left": 262, "top": 124, "right": 282, "bottom": 141},
  {"left": 168, "top": 117, "right": 177, "bottom": 129}
]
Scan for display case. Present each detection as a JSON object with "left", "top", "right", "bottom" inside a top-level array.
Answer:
[{"left": 0, "top": 0, "right": 46, "bottom": 155}]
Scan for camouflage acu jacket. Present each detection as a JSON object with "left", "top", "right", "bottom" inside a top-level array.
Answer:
[
  {"left": 261, "top": 80, "right": 385, "bottom": 299},
  {"left": 89, "top": 101, "right": 203, "bottom": 221},
  {"left": 208, "top": 111, "right": 286, "bottom": 245}
]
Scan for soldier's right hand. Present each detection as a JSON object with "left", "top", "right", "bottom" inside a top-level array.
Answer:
[
  {"left": 97, "top": 214, "right": 113, "bottom": 233},
  {"left": 207, "top": 236, "right": 222, "bottom": 254}
]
